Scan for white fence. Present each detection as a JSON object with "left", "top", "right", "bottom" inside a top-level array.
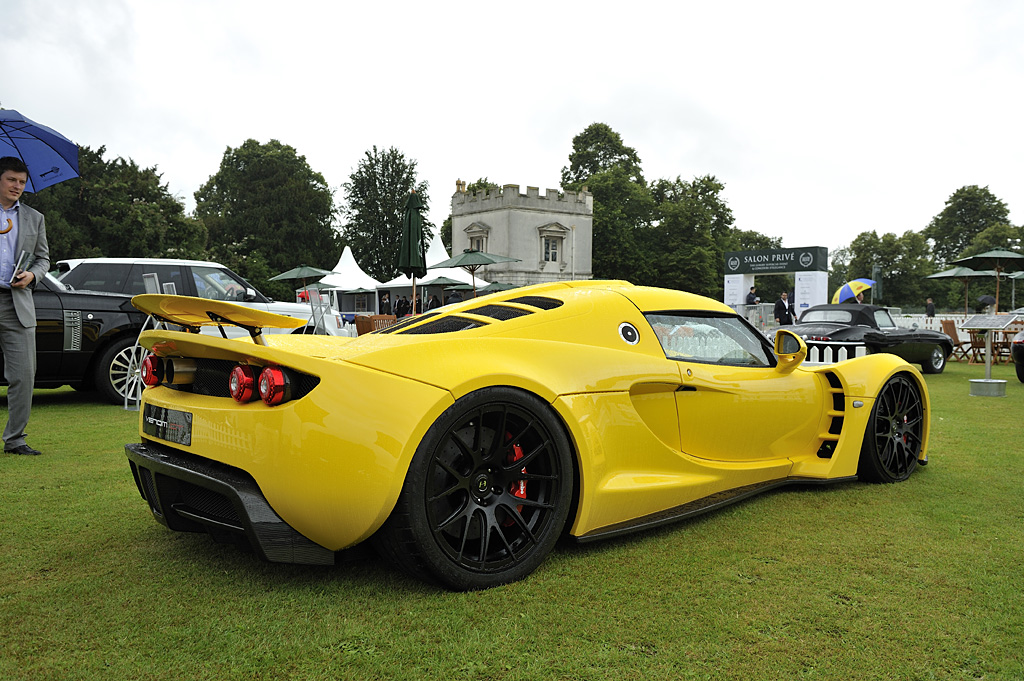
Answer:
[{"left": 802, "top": 341, "right": 869, "bottom": 366}]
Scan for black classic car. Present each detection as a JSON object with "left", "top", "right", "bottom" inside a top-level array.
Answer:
[
  {"left": 2, "top": 273, "right": 148, "bottom": 403},
  {"left": 778, "top": 303, "right": 954, "bottom": 374}
]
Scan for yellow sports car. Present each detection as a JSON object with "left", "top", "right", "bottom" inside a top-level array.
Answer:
[{"left": 125, "top": 281, "right": 930, "bottom": 590}]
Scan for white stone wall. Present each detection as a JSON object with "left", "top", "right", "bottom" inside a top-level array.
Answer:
[{"left": 451, "top": 184, "right": 593, "bottom": 285}]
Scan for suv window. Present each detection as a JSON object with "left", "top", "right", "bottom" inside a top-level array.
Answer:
[
  {"left": 192, "top": 265, "right": 250, "bottom": 302},
  {"left": 125, "top": 264, "right": 187, "bottom": 296},
  {"left": 62, "top": 263, "right": 133, "bottom": 293}
]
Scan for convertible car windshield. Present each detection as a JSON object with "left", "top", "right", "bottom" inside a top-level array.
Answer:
[
  {"left": 800, "top": 309, "right": 853, "bottom": 324},
  {"left": 645, "top": 313, "right": 773, "bottom": 367},
  {"left": 800, "top": 307, "right": 898, "bottom": 330}
]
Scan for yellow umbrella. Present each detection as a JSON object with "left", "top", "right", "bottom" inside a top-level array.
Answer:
[{"left": 831, "top": 278, "right": 875, "bottom": 304}]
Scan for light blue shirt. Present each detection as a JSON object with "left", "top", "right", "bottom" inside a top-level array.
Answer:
[{"left": 0, "top": 201, "right": 21, "bottom": 288}]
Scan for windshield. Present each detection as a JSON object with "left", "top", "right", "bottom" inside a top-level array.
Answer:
[
  {"left": 800, "top": 309, "right": 852, "bottom": 324},
  {"left": 874, "top": 309, "right": 897, "bottom": 330},
  {"left": 645, "top": 313, "right": 773, "bottom": 367}
]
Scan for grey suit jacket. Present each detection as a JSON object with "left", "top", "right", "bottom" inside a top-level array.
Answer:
[{"left": 11, "top": 203, "right": 50, "bottom": 328}]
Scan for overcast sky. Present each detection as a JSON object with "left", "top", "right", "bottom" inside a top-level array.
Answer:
[{"left": 7, "top": 1, "right": 1023, "bottom": 257}]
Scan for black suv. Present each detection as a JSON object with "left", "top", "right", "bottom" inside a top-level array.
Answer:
[{"left": 5, "top": 273, "right": 148, "bottom": 404}]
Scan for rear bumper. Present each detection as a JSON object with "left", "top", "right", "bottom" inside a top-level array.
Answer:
[{"left": 125, "top": 441, "right": 335, "bottom": 565}]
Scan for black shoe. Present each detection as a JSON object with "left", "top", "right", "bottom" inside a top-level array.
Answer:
[{"left": 4, "top": 444, "right": 42, "bottom": 456}]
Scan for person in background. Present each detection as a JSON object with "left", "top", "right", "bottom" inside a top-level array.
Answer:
[
  {"left": 0, "top": 156, "right": 49, "bottom": 456},
  {"left": 746, "top": 286, "right": 757, "bottom": 305},
  {"left": 925, "top": 297, "right": 935, "bottom": 317},
  {"left": 773, "top": 291, "right": 794, "bottom": 325},
  {"left": 380, "top": 292, "right": 392, "bottom": 315}
]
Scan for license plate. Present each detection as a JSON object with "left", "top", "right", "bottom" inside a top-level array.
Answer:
[{"left": 142, "top": 404, "right": 193, "bottom": 446}]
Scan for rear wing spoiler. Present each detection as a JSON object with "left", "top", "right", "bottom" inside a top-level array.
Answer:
[{"left": 131, "top": 294, "right": 305, "bottom": 346}]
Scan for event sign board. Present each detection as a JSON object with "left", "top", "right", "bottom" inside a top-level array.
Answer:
[
  {"left": 723, "top": 247, "right": 829, "bottom": 309},
  {"left": 724, "top": 247, "right": 828, "bottom": 275}
]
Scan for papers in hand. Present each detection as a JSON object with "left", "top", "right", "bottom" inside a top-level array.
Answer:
[{"left": 9, "top": 250, "right": 31, "bottom": 285}]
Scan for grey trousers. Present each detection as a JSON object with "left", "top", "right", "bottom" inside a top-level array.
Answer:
[{"left": 0, "top": 289, "right": 35, "bottom": 449}]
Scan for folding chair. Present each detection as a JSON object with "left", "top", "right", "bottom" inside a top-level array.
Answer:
[{"left": 940, "top": 319, "right": 970, "bottom": 362}]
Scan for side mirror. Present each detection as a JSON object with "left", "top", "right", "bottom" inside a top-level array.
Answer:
[
  {"left": 243, "top": 287, "right": 258, "bottom": 302},
  {"left": 773, "top": 329, "right": 807, "bottom": 374}
]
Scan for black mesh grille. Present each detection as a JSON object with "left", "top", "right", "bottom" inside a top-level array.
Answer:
[
  {"left": 506, "top": 295, "right": 563, "bottom": 310},
  {"left": 379, "top": 313, "right": 438, "bottom": 334},
  {"left": 464, "top": 304, "right": 533, "bottom": 321},
  {"left": 825, "top": 372, "right": 843, "bottom": 389},
  {"left": 399, "top": 316, "right": 486, "bottom": 335},
  {"left": 179, "top": 480, "right": 241, "bottom": 525},
  {"left": 189, "top": 359, "right": 236, "bottom": 397},
  {"left": 139, "top": 466, "right": 159, "bottom": 512},
  {"left": 832, "top": 393, "right": 844, "bottom": 411}
]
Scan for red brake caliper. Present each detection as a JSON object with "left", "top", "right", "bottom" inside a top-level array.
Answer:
[{"left": 503, "top": 434, "right": 527, "bottom": 526}]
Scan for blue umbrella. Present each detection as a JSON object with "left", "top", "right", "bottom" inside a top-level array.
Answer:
[
  {"left": 832, "top": 278, "right": 876, "bottom": 304},
  {"left": 0, "top": 109, "right": 80, "bottom": 193}
]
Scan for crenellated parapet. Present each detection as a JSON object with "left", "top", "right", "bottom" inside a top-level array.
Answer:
[{"left": 452, "top": 183, "right": 593, "bottom": 217}]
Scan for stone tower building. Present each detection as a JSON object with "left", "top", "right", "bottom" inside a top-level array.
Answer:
[{"left": 450, "top": 182, "right": 593, "bottom": 286}]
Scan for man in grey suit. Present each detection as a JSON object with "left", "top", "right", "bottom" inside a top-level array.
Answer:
[{"left": 0, "top": 156, "right": 50, "bottom": 456}]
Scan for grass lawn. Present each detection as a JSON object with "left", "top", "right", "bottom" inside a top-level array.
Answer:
[{"left": 1, "top": 361, "right": 1022, "bottom": 680}]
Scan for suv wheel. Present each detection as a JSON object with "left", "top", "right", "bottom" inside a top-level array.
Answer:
[{"left": 94, "top": 337, "right": 147, "bottom": 405}]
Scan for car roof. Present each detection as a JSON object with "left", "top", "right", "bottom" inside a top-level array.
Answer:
[{"left": 59, "top": 257, "right": 225, "bottom": 268}]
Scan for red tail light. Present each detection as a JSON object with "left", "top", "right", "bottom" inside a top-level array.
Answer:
[
  {"left": 229, "top": 365, "right": 257, "bottom": 403},
  {"left": 258, "top": 366, "right": 293, "bottom": 406},
  {"left": 141, "top": 355, "right": 162, "bottom": 387}
]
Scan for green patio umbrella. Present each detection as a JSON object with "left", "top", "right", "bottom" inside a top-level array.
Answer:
[
  {"left": 420, "top": 275, "right": 464, "bottom": 288},
  {"left": 951, "top": 249, "right": 1024, "bottom": 312},
  {"left": 269, "top": 264, "right": 333, "bottom": 332},
  {"left": 398, "top": 191, "right": 428, "bottom": 308},
  {"left": 269, "top": 264, "right": 333, "bottom": 287},
  {"left": 926, "top": 266, "right": 996, "bottom": 314},
  {"left": 479, "top": 281, "right": 518, "bottom": 292},
  {"left": 429, "top": 249, "right": 520, "bottom": 297},
  {"left": 1009, "top": 270, "right": 1024, "bottom": 310}
]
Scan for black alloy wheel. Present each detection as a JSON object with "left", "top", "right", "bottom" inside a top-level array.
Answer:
[
  {"left": 858, "top": 373, "right": 925, "bottom": 483},
  {"left": 374, "top": 387, "right": 573, "bottom": 590}
]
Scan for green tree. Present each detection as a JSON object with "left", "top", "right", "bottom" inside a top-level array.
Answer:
[
  {"left": 561, "top": 124, "right": 651, "bottom": 282},
  {"left": 194, "top": 139, "right": 339, "bottom": 299},
  {"left": 340, "top": 146, "right": 430, "bottom": 281},
  {"left": 827, "top": 246, "right": 852, "bottom": 298},
  {"left": 647, "top": 175, "right": 735, "bottom": 297},
  {"left": 924, "top": 185, "right": 1010, "bottom": 265},
  {"left": 561, "top": 122, "right": 644, "bottom": 188},
  {"left": 961, "top": 222, "right": 1023, "bottom": 257},
  {"left": 585, "top": 167, "right": 654, "bottom": 281},
  {"left": 24, "top": 145, "right": 207, "bottom": 263},
  {"left": 846, "top": 230, "right": 934, "bottom": 309}
]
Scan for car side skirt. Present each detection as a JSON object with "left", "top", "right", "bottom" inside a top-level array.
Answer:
[
  {"left": 575, "top": 475, "right": 857, "bottom": 543},
  {"left": 125, "top": 441, "right": 336, "bottom": 566}
]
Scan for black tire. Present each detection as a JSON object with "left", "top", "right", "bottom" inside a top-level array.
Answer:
[
  {"left": 858, "top": 373, "right": 924, "bottom": 483},
  {"left": 920, "top": 345, "right": 947, "bottom": 374},
  {"left": 373, "top": 387, "right": 573, "bottom": 590},
  {"left": 93, "top": 337, "right": 147, "bottom": 405}
]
